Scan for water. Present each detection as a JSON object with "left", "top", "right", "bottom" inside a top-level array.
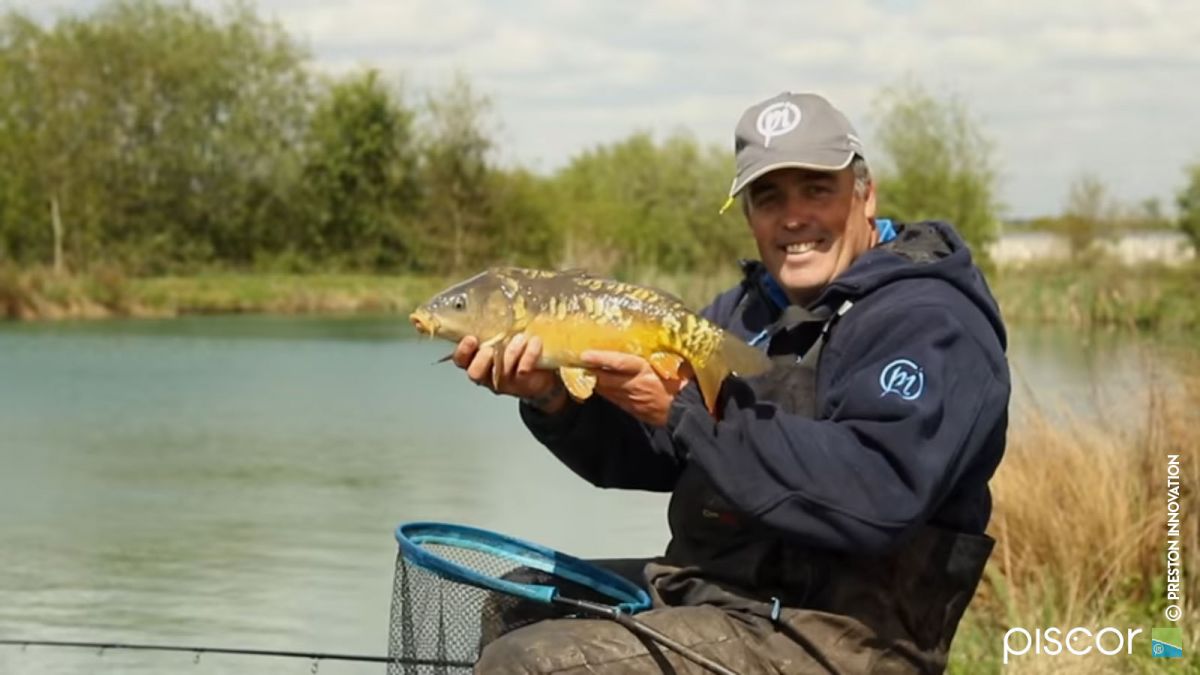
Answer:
[{"left": 0, "top": 315, "right": 1188, "bottom": 674}]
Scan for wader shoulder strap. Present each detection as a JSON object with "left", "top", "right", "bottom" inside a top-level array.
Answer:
[{"left": 796, "top": 299, "right": 855, "bottom": 369}]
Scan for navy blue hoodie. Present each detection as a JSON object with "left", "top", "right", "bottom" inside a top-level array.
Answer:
[{"left": 521, "top": 221, "right": 1010, "bottom": 554}]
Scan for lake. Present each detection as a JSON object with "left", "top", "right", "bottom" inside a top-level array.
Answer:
[{"left": 0, "top": 315, "right": 1188, "bottom": 674}]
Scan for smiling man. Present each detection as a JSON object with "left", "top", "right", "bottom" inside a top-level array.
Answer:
[{"left": 456, "top": 92, "right": 1011, "bottom": 674}]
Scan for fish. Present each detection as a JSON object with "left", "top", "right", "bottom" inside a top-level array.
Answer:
[{"left": 408, "top": 267, "right": 772, "bottom": 416}]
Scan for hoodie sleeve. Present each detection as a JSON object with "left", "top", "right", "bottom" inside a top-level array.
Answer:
[
  {"left": 519, "top": 393, "right": 687, "bottom": 492},
  {"left": 669, "top": 301, "right": 1009, "bottom": 553}
]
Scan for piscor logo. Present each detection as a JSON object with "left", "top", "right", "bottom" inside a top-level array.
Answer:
[{"left": 1003, "top": 626, "right": 1144, "bottom": 664}]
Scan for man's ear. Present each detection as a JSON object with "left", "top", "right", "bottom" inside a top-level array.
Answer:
[{"left": 863, "top": 181, "right": 877, "bottom": 219}]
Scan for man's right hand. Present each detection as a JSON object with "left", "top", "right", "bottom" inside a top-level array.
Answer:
[{"left": 451, "top": 334, "right": 567, "bottom": 413}]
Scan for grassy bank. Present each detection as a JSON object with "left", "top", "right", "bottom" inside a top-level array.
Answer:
[
  {"left": 948, "top": 361, "right": 1200, "bottom": 673},
  {"left": 0, "top": 265, "right": 745, "bottom": 320},
  {"left": 0, "top": 266, "right": 448, "bottom": 320},
  {"left": 2, "top": 261, "right": 1197, "bottom": 328}
]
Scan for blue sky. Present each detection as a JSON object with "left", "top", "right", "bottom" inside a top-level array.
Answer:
[{"left": 19, "top": 0, "right": 1200, "bottom": 218}]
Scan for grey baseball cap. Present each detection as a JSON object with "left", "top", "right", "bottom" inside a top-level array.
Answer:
[{"left": 724, "top": 92, "right": 864, "bottom": 205}]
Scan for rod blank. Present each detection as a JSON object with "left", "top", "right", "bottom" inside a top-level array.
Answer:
[{"left": 0, "top": 638, "right": 471, "bottom": 668}]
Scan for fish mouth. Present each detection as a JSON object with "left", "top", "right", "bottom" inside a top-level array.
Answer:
[{"left": 409, "top": 310, "right": 438, "bottom": 336}]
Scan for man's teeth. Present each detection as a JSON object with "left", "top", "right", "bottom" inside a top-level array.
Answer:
[{"left": 785, "top": 242, "right": 818, "bottom": 254}]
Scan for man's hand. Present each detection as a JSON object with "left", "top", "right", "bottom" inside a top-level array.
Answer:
[
  {"left": 581, "top": 350, "right": 690, "bottom": 427},
  {"left": 452, "top": 334, "right": 567, "bottom": 413}
]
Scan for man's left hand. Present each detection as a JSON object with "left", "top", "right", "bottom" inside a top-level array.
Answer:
[{"left": 581, "top": 351, "right": 690, "bottom": 427}]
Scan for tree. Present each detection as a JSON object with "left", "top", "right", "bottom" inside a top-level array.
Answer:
[
  {"left": 551, "top": 132, "right": 745, "bottom": 276},
  {"left": 82, "top": 0, "right": 313, "bottom": 271},
  {"left": 0, "top": 0, "right": 313, "bottom": 274},
  {"left": 416, "top": 74, "right": 497, "bottom": 273},
  {"left": 871, "top": 80, "right": 1001, "bottom": 261},
  {"left": 1177, "top": 162, "right": 1200, "bottom": 251},
  {"left": 0, "top": 14, "right": 52, "bottom": 267},
  {"left": 484, "top": 168, "right": 560, "bottom": 269},
  {"left": 0, "top": 10, "right": 107, "bottom": 273},
  {"left": 1054, "top": 173, "right": 1113, "bottom": 258},
  {"left": 1132, "top": 197, "right": 1168, "bottom": 230},
  {"left": 301, "top": 69, "right": 419, "bottom": 270}
]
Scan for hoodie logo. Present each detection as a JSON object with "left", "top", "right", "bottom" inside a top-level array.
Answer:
[
  {"left": 880, "top": 359, "right": 924, "bottom": 400},
  {"left": 756, "top": 102, "right": 801, "bottom": 148}
]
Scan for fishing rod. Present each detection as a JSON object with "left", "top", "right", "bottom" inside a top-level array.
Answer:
[{"left": 0, "top": 638, "right": 472, "bottom": 669}]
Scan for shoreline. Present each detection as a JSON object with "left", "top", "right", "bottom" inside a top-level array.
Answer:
[
  {"left": 0, "top": 272, "right": 449, "bottom": 322},
  {"left": 3, "top": 265, "right": 1198, "bottom": 330}
]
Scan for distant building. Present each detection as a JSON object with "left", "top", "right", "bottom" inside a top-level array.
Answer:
[
  {"left": 987, "top": 231, "right": 1071, "bottom": 265},
  {"left": 986, "top": 230, "right": 1195, "bottom": 267},
  {"left": 1097, "top": 230, "right": 1196, "bottom": 266}
]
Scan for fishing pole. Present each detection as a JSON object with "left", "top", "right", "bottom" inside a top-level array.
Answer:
[{"left": 0, "top": 638, "right": 472, "bottom": 668}]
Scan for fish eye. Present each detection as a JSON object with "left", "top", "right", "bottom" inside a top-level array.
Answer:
[{"left": 451, "top": 294, "right": 467, "bottom": 311}]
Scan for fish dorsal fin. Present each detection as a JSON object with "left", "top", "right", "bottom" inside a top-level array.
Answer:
[
  {"left": 486, "top": 265, "right": 519, "bottom": 278},
  {"left": 558, "top": 367, "right": 596, "bottom": 401}
]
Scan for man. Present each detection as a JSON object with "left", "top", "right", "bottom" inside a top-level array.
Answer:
[{"left": 452, "top": 91, "right": 1010, "bottom": 674}]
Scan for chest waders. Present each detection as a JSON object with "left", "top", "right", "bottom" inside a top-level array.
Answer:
[{"left": 646, "top": 299, "right": 994, "bottom": 674}]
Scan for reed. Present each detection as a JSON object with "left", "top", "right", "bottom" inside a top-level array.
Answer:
[
  {"left": 0, "top": 263, "right": 121, "bottom": 319},
  {"left": 990, "top": 261, "right": 1200, "bottom": 330},
  {"left": 949, "top": 358, "right": 1200, "bottom": 672}
]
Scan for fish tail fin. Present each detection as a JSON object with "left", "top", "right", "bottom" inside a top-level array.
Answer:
[{"left": 693, "top": 335, "right": 772, "bottom": 416}]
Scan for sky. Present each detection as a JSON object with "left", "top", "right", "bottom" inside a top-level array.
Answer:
[{"left": 20, "top": 0, "right": 1200, "bottom": 219}]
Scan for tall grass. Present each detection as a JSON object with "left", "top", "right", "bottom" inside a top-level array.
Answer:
[
  {"left": 0, "top": 263, "right": 132, "bottom": 319},
  {"left": 949, "top": 358, "right": 1200, "bottom": 673},
  {"left": 990, "top": 261, "right": 1200, "bottom": 331}
]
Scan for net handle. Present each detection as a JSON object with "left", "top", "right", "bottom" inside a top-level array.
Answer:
[{"left": 394, "top": 522, "right": 651, "bottom": 612}]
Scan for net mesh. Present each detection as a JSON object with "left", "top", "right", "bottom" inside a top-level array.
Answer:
[{"left": 387, "top": 542, "right": 570, "bottom": 675}]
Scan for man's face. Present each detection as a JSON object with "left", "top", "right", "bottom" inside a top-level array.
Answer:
[{"left": 744, "top": 166, "right": 877, "bottom": 305}]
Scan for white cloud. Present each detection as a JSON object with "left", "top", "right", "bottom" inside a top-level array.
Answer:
[{"left": 16, "top": 0, "right": 1200, "bottom": 216}]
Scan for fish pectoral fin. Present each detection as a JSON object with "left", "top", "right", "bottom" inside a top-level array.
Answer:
[
  {"left": 647, "top": 352, "right": 685, "bottom": 381},
  {"left": 558, "top": 367, "right": 596, "bottom": 401},
  {"left": 491, "top": 338, "right": 510, "bottom": 390}
]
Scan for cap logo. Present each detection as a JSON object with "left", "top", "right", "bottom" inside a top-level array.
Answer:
[{"left": 756, "top": 101, "right": 802, "bottom": 148}]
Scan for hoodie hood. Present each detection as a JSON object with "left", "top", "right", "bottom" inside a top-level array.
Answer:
[{"left": 747, "top": 220, "right": 1006, "bottom": 349}]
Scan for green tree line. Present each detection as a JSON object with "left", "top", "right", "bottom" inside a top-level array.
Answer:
[{"left": 0, "top": 1, "right": 1194, "bottom": 281}]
